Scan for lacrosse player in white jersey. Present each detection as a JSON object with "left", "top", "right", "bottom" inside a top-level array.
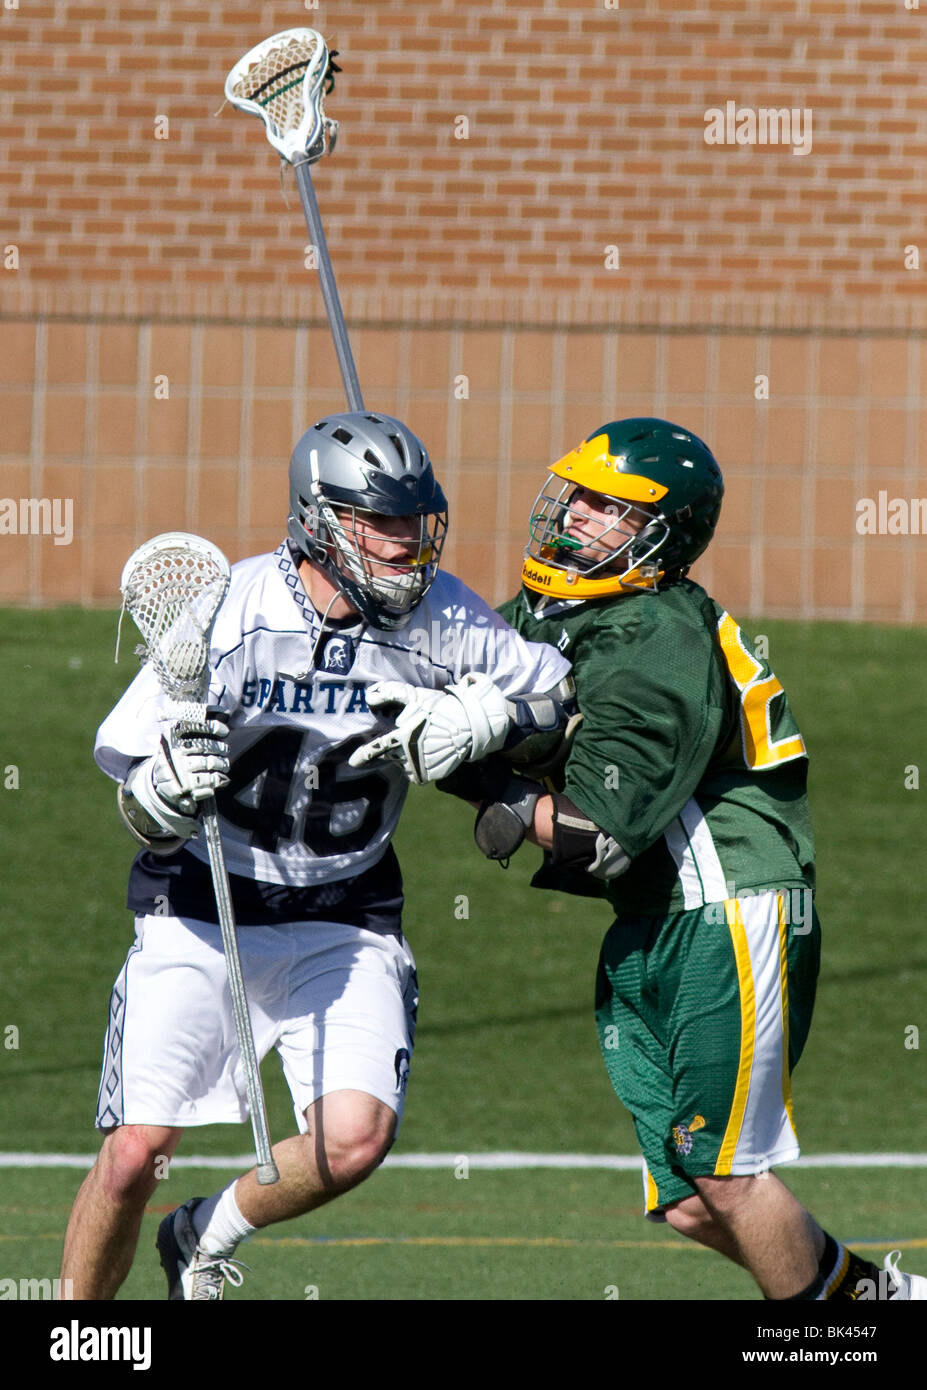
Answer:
[{"left": 60, "top": 412, "right": 573, "bottom": 1300}]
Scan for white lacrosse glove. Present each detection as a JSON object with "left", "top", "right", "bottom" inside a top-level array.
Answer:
[
  {"left": 349, "top": 674, "right": 511, "bottom": 785},
  {"left": 122, "top": 711, "right": 231, "bottom": 839}
]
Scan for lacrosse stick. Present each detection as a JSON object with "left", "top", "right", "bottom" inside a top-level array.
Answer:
[
  {"left": 118, "top": 532, "right": 279, "bottom": 1185},
  {"left": 225, "top": 29, "right": 363, "bottom": 412}
]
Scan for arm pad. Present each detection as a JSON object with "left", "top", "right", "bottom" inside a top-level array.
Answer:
[
  {"left": 499, "top": 675, "right": 579, "bottom": 775},
  {"left": 550, "top": 794, "right": 630, "bottom": 881},
  {"left": 472, "top": 769, "right": 544, "bottom": 863}
]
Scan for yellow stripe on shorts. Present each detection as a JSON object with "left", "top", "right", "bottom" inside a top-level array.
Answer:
[
  {"left": 778, "top": 892, "right": 797, "bottom": 1137},
  {"left": 716, "top": 898, "right": 756, "bottom": 1174},
  {"left": 644, "top": 1163, "right": 660, "bottom": 1213}
]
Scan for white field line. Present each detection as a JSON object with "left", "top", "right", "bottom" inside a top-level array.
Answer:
[{"left": 1, "top": 1151, "right": 927, "bottom": 1171}]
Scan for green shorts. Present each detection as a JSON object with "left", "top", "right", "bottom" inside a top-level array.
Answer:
[{"left": 594, "top": 888, "right": 820, "bottom": 1215}]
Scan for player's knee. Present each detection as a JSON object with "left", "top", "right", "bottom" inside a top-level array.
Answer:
[
  {"left": 98, "top": 1127, "right": 175, "bottom": 1204},
  {"left": 313, "top": 1109, "right": 395, "bottom": 1191}
]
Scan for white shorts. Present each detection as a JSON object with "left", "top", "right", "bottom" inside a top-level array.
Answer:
[{"left": 95, "top": 914, "right": 418, "bottom": 1133}]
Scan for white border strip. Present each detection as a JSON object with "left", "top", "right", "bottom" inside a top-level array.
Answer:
[{"left": 2, "top": 1151, "right": 927, "bottom": 1171}]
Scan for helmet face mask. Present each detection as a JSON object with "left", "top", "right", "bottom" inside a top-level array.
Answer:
[
  {"left": 320, "top": 502, "right": 445, "bottom": 624},
  {"left": 522, "top": 418, "right": 724, "bottom": 602},
  {"left": 529, "top": 480, "right": 669, "bottom": 588},
  {"left": 287, "top": 412, "right": 448, "bottom": 629}
]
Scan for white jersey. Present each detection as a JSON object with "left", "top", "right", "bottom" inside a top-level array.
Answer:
[{"left": 96, "top": 542, "right": 570, "bottom": 894}]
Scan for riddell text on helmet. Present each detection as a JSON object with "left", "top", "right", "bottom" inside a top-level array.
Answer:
[{"left": 523, "top": 564, "right": 552, "bottom": 588}]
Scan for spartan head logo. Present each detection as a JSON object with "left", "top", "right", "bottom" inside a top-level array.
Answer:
[{"left": 321, "top": 635, "right": 354, "bottom": 674}]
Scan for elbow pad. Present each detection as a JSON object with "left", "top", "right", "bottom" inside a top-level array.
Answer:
[
  {"left": 550, "top": 794, "right": 630, "bottom": 882},
  {"left": 501, "top": 676, "right": 581, "bottom": 776},
  {"left": 472, "top": 770, "right": 544, "bottom": 863}
]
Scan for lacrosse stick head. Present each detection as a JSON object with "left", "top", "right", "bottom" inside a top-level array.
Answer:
[
  {"left": 119, "top": 533, "right": 230, "bottom": 705},
  {"left": 225, "top": 28, "right": 340, "bottom": 166}
]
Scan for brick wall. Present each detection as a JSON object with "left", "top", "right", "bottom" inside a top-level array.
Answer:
[{"left": 2, "top": 1, "right": 926, "bottom": 617}]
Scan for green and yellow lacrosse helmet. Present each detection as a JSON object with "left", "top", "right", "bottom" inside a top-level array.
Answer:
[{"left": 522, "top": 418, "right": 724, "bottom": 601}]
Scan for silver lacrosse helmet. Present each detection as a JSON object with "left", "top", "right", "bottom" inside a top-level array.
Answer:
[{"left": 287, "top": 412, "right": 449, "bottom": 629}]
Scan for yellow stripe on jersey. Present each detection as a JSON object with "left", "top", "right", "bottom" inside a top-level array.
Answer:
[
  {"left": 716, "top": 898, "right": 756, "bottom": 1174},
  {"left": 717, "top": 613, "right": 807, "bottom": 770}
]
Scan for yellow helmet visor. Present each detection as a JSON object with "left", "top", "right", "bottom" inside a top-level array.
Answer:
[{"left": 549, "top": 433, "right": 669, "bottom": 506}]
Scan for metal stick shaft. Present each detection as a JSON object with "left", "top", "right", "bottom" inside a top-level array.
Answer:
[
  {"left": 293, "top": 156, "right": 364, "bottom": 412},
  {"left": 202, "top": 797, "right": 279, "bottom": 1185}
]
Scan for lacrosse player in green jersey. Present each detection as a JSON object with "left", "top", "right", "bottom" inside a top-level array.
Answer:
[{"left": 438, "top": 418, "right": 926, "bottom": 1302}]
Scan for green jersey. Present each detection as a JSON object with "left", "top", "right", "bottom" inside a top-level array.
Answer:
[{"left": 498, "top": 579, "right": 815, "bottom": 919}]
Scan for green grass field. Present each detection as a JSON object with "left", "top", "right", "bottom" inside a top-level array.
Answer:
[{"left": 1, "top": 610, "right": 926, "bottom": 1302}]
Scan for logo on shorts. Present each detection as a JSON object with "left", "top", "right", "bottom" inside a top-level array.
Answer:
[
  {"left": 672, "top": 1113, "right": 706, "bottom": 1157},
  {"left": 394, "top": 1047, "right": 411, "bottom": 1095}
]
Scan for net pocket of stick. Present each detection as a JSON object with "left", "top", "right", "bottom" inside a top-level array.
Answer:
[
  {"left": 117, "top": 533, "right": 230, "bottom": 707},
  {"left": 224, "top": 28, "right": 340, "bottom": 165}
]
